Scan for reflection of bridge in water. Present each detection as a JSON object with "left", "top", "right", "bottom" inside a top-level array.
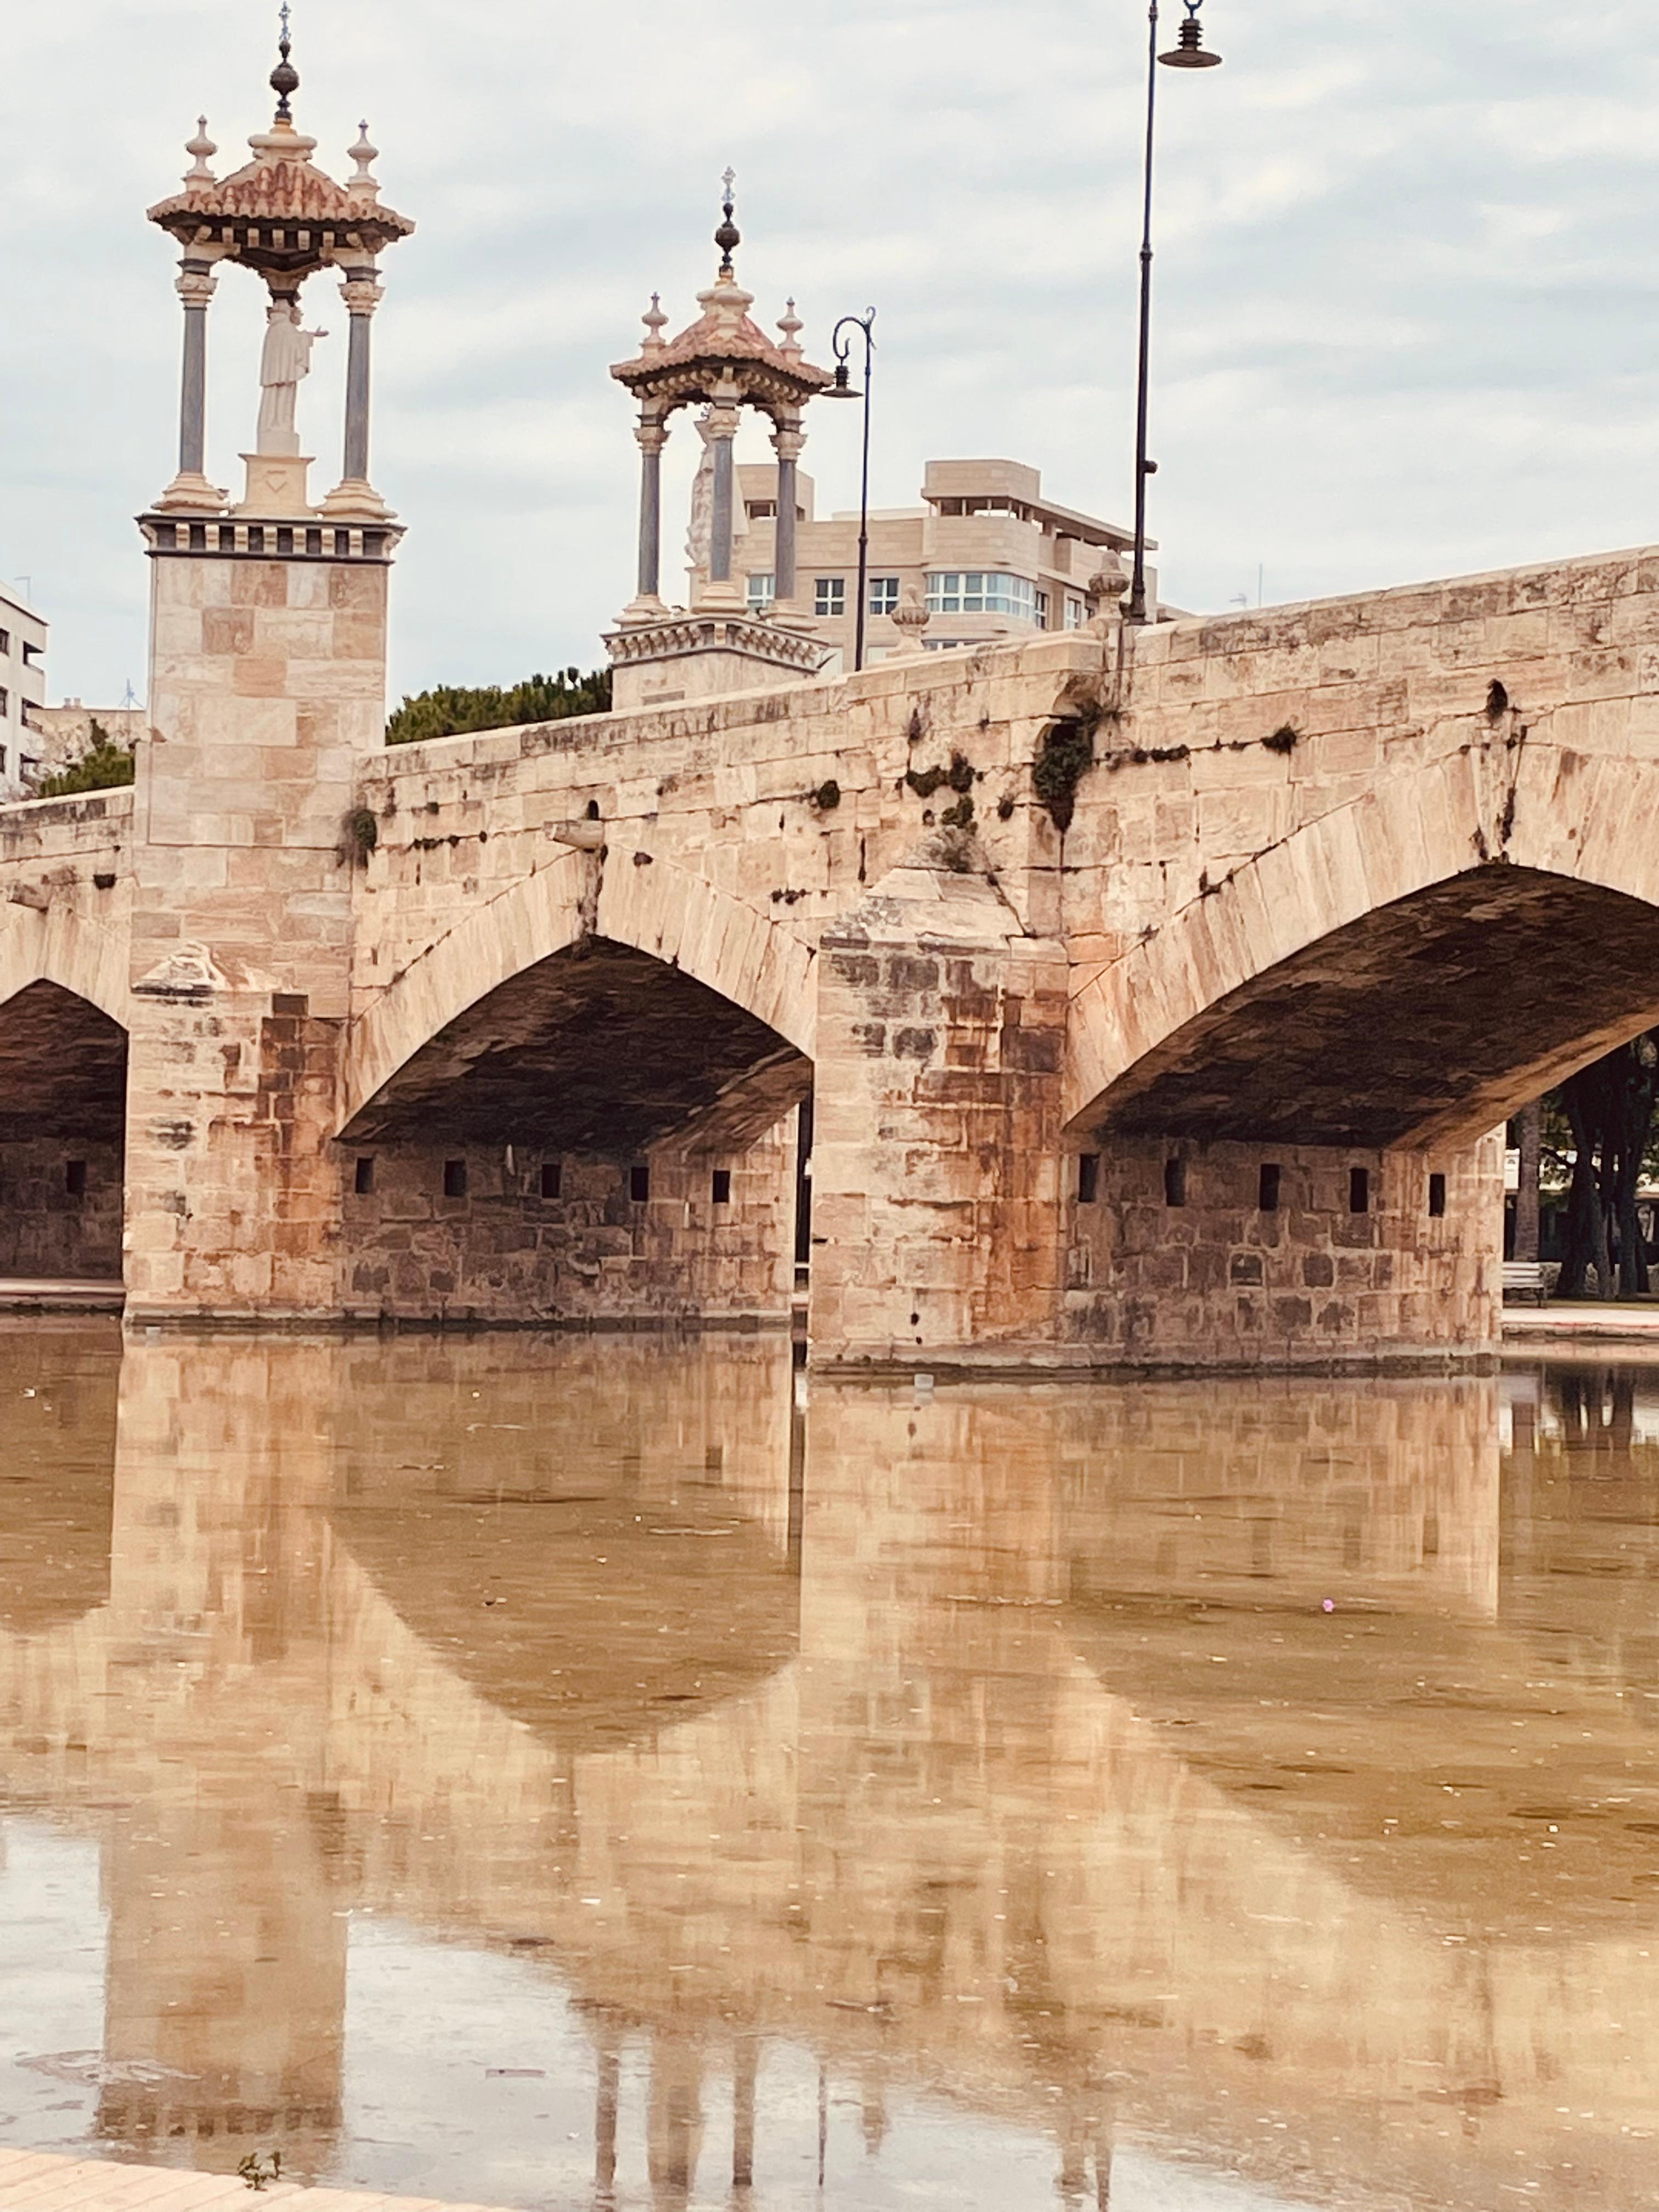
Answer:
[{"left": 2, "top": 1329, "right": 1659, "bottom": 2209}]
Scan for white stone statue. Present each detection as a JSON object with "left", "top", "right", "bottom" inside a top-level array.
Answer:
[
  {"left": 256, "top": 298, "right": 328, "bottom": 455},
  {"left": 685, "top": 413, "right": 716, "bottom": 574}
]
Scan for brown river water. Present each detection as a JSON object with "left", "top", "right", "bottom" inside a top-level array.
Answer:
[{"left": 0, "top": 1322, "right": 1657, "bottom": 2211}]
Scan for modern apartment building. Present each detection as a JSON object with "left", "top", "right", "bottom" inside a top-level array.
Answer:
[
  {"left": 0, "top": 585, "right": 47, "bottom": 797},
  {"left": 730, "top": 458, "right": 1144, "bottom": 668}
]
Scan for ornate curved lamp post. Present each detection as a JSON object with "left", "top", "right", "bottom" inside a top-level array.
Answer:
[
  {"left": 1127, "top": 0, "right": 1223, "bottom": 626},
  {"left": 822, "top": 309, "right": 877, "bottom": 672}
]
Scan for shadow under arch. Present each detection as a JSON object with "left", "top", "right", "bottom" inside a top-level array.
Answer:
[
  {"left": 0, "top": 978, "right": 128, "bottom": 1283},
  {"left": 1072, "top": 862, "right": 1659, "bottom": 1149},
  {"left": 1065, "top": 741, "right": 1659, "bottom": 1142},
  {"left": 339, "top": 846, "right": 816, "bottom": 1140}
]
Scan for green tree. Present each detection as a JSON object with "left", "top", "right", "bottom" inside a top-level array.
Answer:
[
  {"left": 385, "top": 667, "right": 611, "bottom": 746},
  {"left": 35, "top": 719, "right": 136, "bottom": 798},
  {"left": 1545, "top": 1033, "right": 1659, "bottom": 1298}
]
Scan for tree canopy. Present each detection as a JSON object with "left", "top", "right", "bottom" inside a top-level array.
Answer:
[
  {"left": 385, "top": 668, "right": 611, "bottom": 746},
  {"left": 35, "top": 721, "right": 136, "bottom": 798}
]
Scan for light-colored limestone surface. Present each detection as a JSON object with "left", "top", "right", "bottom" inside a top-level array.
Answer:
[
  {"left": 8, "top": 543, "right": 1659, "bottom": 1363},
  {"left": 0, "top": 2146, "right": 517, "bottom": 2211}
]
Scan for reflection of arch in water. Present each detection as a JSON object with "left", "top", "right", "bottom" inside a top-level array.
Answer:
[{"left": 9, "top": 1345, "right": 1659, "bottom": 2206}]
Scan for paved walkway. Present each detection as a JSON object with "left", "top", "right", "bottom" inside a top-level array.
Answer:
[
  {"left": 0, "top": 2147, "right": 517, "bottom": 2212},
  {"left": 1504, "top": 1299, "right": 1659, "bottom": 1343},
  {"left": 0, "top": 1279, "right": 124, "bottom": 1312}
]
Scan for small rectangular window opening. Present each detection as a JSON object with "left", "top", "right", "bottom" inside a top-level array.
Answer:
[
  {"left": 540, "top": 1161, "right": 563, "bottom": 1200},
  {"left": 353, "top": 1156, "right": 375, "bottom": 1197},
  {"left": 1077, "top": 1153, "right": 1101, "bottom": 1205},
  {"left": 629, "top": 1163, "right": 651, "bottom": 1203},
  {"left": 64, "top": 1160, "right": 87, "bottom": 1199},
  {"left": 1349, "top": 1166, "right": 1370, "bottom": 1215},
  {"left": 1258, "top": 1163, "right": 1281, "bottom": 1213},
  {"left": 443, "top": 1159, "right": 468, "bottom": 1200},
  {"left": 1428, "top": 1171, "right": 1447, "bottom": 1219},
  {"left": 1164, "top": 1157, "right": 1187, "bottom": 1209},
  {"left": 711, "top": 1168, "right": 732, "bottom": 1205}
]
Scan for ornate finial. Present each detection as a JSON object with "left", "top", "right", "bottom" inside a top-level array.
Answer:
[
  {"left": 270, "top": 2, "right": 299, "bottom": 121},
  {"left": 641, "top": 292, "right": 669, "bottom": 350},
  {"left": 777, "top": 298, "right": 803, "bottom": 356},
  {"left": 184, "top": 116, "right": 217, "bottom": 188},
  {"left": 347, "top": 120, "right": 380, "bottom": 197},
  {"left": 715, "top": 167, "right": 740, "bottom": 269}
]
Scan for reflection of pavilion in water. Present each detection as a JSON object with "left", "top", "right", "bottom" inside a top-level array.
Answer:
[{"left": 3, "top": 1332, "right": 1659, "bottom": 2208}]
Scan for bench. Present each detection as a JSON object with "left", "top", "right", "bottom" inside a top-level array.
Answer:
[{"left": 1502, "top": 1261, "right": 1551, "bottom": 1306}]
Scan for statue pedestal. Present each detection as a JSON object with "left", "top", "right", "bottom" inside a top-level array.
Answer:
[{"left": 237, "top": 453, "right": 315, "bottom": 517}]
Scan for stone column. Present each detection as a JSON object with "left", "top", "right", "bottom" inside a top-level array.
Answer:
[
  {"left": 808, "top": 844, "right": 1069, "bottom": 1370},
  {"left": 705, "top": 403, "right": 741, "bottom": 601},
  {"left": 771, "top": 420, "right": 805, "bottom": 611},
  {"left": 154, "top": 257, "right": 224, "bottom": 513},
  {"left": 634, "top": 413, "right": 668, "bottom": 609},
  {"left": 322, "top": 267, "right": 391, "bottom": 520}
]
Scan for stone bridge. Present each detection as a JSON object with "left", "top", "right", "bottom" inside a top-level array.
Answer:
[{"left": 6, "top": 540, "right": 1659, "bottom": 1365}]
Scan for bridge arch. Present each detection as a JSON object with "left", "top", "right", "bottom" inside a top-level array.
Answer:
[
  {"left": 0, "top": 903, "right": 128, "bottom": 1032},
  {"left": 341, "top": 843, "right": 816, "bottom": 1137},
  {"left": 0, "top": 907, "right": 129, "bottom": 1285},
  {"left": 1066, "top": 744, "right": 1659, "bottom": 1147}
]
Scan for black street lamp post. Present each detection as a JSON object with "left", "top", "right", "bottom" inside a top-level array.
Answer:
[
  {"left": 1128, "top": 0, "right": 1222, "bottom": 627},
  {"left": 823, "top": 309, "right": 877, "bottom": 671}
]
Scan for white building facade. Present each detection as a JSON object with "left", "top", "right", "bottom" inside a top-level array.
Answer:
[
  {"left": 732, "top": 458, "right": 1145, "bottom": 669},
  {"left": 0, "top": 586, "right": 47, "bottom": 796}
]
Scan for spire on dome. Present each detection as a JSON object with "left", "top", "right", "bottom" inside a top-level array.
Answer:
[
  {"left": 715, "top": 168, "right": 740, "bottom": 273},
  {"left": 270, "top": 2, "right": 299, "bottom": 122},
  {"left": 777, "top": 299, "right": 803, "bottom": 359},
  {"left": 347, "top": 121, "right": 380, "bottom": 200},
  {"left": 641, "top": 293, "right": 669, "bottom": 352},
  {"left": 184, "top": 117, "right": 217, "bottom": 189}
]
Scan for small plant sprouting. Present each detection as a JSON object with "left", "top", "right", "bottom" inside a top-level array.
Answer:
[{"left": 238, "top": 2151, "right": 283, "bottom": 2193}]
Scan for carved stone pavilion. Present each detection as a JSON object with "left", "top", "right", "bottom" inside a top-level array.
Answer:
[
  {"left": 144, "top": 12, "right": 414, "bottom": 528},
  {"left": 606, "top": 178, "right": 835, "bottom": 709}
]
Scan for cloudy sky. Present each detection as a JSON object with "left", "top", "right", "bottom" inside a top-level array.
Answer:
[{"left": 4, "top": 0, "right": 1658, "bottom": 709}]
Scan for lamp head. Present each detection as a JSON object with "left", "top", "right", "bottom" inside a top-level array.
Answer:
[
  {"left": 1159, "top": 1, "right": 1222, "bottom": 67},
  {"left": 822, "top": 360, "right": 861, "bottom": 400}
]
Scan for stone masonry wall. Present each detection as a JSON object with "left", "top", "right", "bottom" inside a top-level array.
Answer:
[
  {"left": 1062, "top": 1135, "right": 1505, "bottom": 1368},
  {"left": 334, "top": 1118, "right": 797, "bottom": 1325},
  {"left": 0, "top": 1139, "right": 123, "bottom": 1279}
]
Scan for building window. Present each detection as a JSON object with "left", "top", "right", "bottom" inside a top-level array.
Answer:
[
  {"left": 0, "top": 689, "right": 8, "bottom": 716},
  {"left": 1428, "top": 1172, "right": 1447, "bottom": 1218},
  {"left": 925, "top": 572, "right": 1037, "bottom": 619},
  {"left": 354, "top": 1157, "right": 376, "bottom": 1196},
  {"left": 1258, "top": 1162, "right": 1281, "bottom": 1212},
  {"left": 65, "top": 1160, "right": 87, "bottom": 1200},
  {"left": 815, "top": 578, "right": 846, "bottom": 617},
  {"left": 1077, "top": 1154, "right": 1101, "bottom": 1205},
  {"left": 868, "top": 577, "right": 901, "bottom": 616},
  {"left": 443, "top": 1159, "right": 468, "bottom": 1200},
  {"left": 541, "top": 1160, "right": 563, "bottom": 1200},
  {"left": 20, "top": 642, "right": 41, "bottom": 668},
  {"left": 630, "top": 1163, "right": 651, "bottom": 1203},
  {"left": 1164, "top": 1158, "right": 1187, "bottom": 1209},
  {"left": 746, "top": 573, "right": 775, "bottom": 612},
  {"left": 1349, "top": 1166, "right": 1370, "bottom": 1215},
  {"left": 0, "top": 630, "right": 9, "bottom": 654},
  {"left": 712, "top": 1167, "right": 732, "bottom": 1205},
  {"left": 1064, "top": 596, "right": 1087, "bottom": 629},
  {"left": 1034, "top": 589, "right": 1049, "bottom": 625},
  {"left": 746, "top": 500, "right": 777, "bottom": 520}
]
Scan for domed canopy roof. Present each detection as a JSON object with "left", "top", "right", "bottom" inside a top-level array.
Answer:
[
  {"left": 611, "top": 184, "right": 831, "bottom": 422},
  {"left": 147, "top": 25, "right": 413, "bottom": 285}
]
